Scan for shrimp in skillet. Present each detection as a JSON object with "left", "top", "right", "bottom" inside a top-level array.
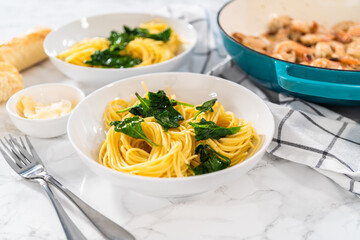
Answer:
[{"left": 232, "top": 16, "right": 360, "bottom": 70}]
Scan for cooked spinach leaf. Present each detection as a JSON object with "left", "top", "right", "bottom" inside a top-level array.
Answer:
[
  {"left": 193, "top": 98, "right": 217, "bottom": 120},
  {"left": 84, "top": 50, "right": 141, "bottom": 68},
  {"left": 108, "top": 30, "right": 128, "bottom": 51},
  {"left": 110, "top": 116, "right": 159, "bottom": 146},
  {"left": 116, "top": 90, "right": 184, "bottom": 130},
  {"left": 109, "top": 26, "right": 171, "bottom": 51},
  {"left": 148, "top": 90, "right": 174, "bottom": 114},
  {"left": 170, "top": 99, "right": 194, "bottom": 107},
  {"left": 192, "top": 143, "right": 231, "bottom": 175},
  {"left": 189, "top": 118, "right": 240, "bottom": 141},
  {"left": 130, "top": 92, "right": 152, "bottom": 117},
  {"left": 154, "top": 107, "right": 184, "bottom": 130},
  {"left": 116, "top": 92, "right": 152, "bottom": 117},
  {"left": 146, "top": 27, "right": 172, "bottom": 41},
  {"left": 85, "top": 26, "right": 171, "bottom": 68},
  {"left": 148, "top": 90, "right": 184, "bottom": 130},
  {"left": 122, "top": 26, "right": 171, "bottom": 42}
]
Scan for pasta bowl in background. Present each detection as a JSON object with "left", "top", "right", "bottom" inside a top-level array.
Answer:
[
  {"left": 67, "top": 72, "right": 275, "bottom": 197},
  {"left": 6, "top": 83, "right": 85, "bottom": 138},
  {"left": 44, "top": 13, "right": 197, "bottom": 86}
]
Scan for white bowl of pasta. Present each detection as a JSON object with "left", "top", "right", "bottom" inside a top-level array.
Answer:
[
  {"left": 44, "top": 13, "right": 197, "bottom": 86},
  {"left": 67, "top": 72, "right": 275, "bottom": 197}
]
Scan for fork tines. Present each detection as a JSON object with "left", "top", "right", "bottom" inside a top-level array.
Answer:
[{"left": 0, "top": 135, "right": 39, "bottom": 171}]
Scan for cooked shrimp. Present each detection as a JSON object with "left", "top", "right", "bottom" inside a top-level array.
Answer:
[
  {"left": 232, "top": 32, "right": 247, "bottom": 43},
  {"left": 265, "top": 41, "right": 278, "bottom": 55},
  {"left": 314, "top": 42, "right": 333, "bottom": 58},
  {"left": 303, "top": 53, "right": 315, "bottom": 63},
  {"left": 232, "top": 17, "right": 360, "bottom": 70},
  {"left": 331, "top": 41, "right": 346, "bottom": 53},
  {"left": 272, "top": 28, "right": 290, "bottom": 41},
  {"left": 300, "top": 33, "right": 334, "bottom": 45},
  {"left": 273, "top": 40, "right": 313, "bottom": 61},
  {"left": 316, "top": 25, "right": 334, "bottom": 35},
  {"left": 310, "top": 21, "right": 319, "bottom": 33},
  {"left": 335, "top": 31, "right": 352, "bottom": 43},
  {"left": 243, "top": 36, "right": 270, "bottom": 53},
  {"left": 339, "top": 55, "right": 359, "bottom": 66},
  {"left": 288, "top": 31, "right": 302, "bottom": 42},
  {"left": 270, "top": 52, "right": 296, "bottom": 62},
  {"left": 334, "top": 25, "right": 360, "bottom": 43},
  {"left": 232, "top": 33, "right": 270, "bottom": 53},
  {"left": 314, "top": 41, "right": 345, "bottom": 59},
  {"left": 310, "top": 58, "right": 343, "bottom": 69},
  {"left": 290, "top": 20, "right": 312, "bottom": 33},
  {"left": 274, "top": 40, "right": 313, "bottom": 55},
  {"left": 268, "top": 16, "right": 292, "bottom": 34},
  {"left": 270, "top": 52, "right": 293, "bottom": 61},
  {"left": 347, "top": 38, "right": 360, "bottom": 59},
  {"left": 348, "top": 25, "right": 360, "bottom": 37},
  {"left": 332, "top": 21, "right": 358, "bottom": 33},
  {"left": 332, "top": 21, "right": 358, "bottom": 43}
]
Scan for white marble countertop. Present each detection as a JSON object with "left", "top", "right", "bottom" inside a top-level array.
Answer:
[{"left": 1, "top": 0, "right": 360, "bottom": 239}]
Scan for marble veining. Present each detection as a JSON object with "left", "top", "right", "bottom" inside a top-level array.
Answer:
[{"left": 1, "top": 0, "right": 360, "bottom": 239}]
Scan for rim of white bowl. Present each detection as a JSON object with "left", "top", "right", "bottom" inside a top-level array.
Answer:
[
  {"left": 6, "top": 83, "right": 85, "bottom": 122},
  {"left": 44, "top": 12, "right": 197, "bottom": 72},
  {"left": 67, "top": 72, "right": 275, "bottom": 182}
]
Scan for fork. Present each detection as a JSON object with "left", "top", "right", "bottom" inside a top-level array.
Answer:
[
  {"left": 0, "top": 135, "right": 86, "bottom": 240},
  {"left": 0, "top": 135, "right": 135, "bottom": 240}
]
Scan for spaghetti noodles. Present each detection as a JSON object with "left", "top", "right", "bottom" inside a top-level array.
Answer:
[
  {"left": 57, "top": 20, "right": 181, "bottom": 68},
  {"left": 57, "top": 37, "right": 110, "bottom": 67},
  {"left": 98, "top": 86, "right": 260, "bottom": 178}
]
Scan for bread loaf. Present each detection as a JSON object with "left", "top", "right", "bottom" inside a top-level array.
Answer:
[
  {"left": 0, "top": 62, "right": 23, "bottom": 103},
  {"left": 0, "top": 27, "right": 52, "bottom": 71}
]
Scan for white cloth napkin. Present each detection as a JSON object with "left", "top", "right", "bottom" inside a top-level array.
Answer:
[
  {"left": 161, "top": 5, "right": 360, "bottom": 195},
  {"left": 210, "top": 59, "right": 360, "bottom": 196}
]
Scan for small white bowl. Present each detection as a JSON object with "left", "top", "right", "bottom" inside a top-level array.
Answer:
[
  {"left": 44, "top": 13, "right": 197, "bottom": 86},
  {"left": 67, "top": 72, "right": 275, "bottom": 197},
  {"left": 6, "top": 83, "right": 85, "bottom": 138}
]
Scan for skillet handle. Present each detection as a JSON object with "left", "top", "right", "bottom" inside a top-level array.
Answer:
[{"left": 274, "top": 60, "right": 360, "bottom": 100}]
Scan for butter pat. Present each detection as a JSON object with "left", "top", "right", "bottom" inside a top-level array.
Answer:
[{"left": 17, "top": 95, "right": 73, "bottom": 119}]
